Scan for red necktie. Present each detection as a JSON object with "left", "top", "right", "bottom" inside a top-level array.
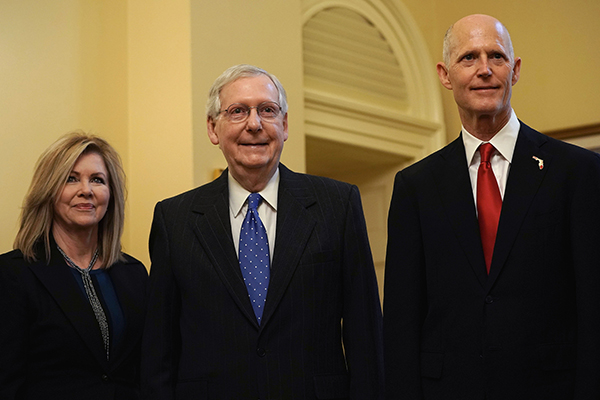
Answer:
[{"left": 477, "top": 143, "right": 502, "bottom": 274}]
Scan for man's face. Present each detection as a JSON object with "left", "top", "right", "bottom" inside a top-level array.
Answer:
[
  {"left": 207, "top": 75, "right": 288, "bottom": 182},
  {"left": 437, "top": 15, "right": 521, "bottom": 124}
]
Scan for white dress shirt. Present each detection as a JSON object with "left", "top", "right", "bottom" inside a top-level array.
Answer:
[
  {"left": 229, "top": 168, "right": 279, "bottom": 263},
  {"left": 462, "top": 109, "right": 520, "bottom": 210}
]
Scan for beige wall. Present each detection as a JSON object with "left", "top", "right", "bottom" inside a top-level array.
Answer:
[
  {"left": 0, "top": 0, "right": 128, "bottom": 254},
  {"left": 126, "top": 0, "right": 195, "bottom": 265},
  {"left": 1, "top": 0, "right": 599, "bottom": 267}
]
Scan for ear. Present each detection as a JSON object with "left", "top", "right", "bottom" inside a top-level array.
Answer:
[
  {"left": 436, "top": 62, "right": 453, "bottom": 90},
  {"left": 282, "top": 113, "right": 289, "bottom": 142},
  {"left": 511, "top": 57, "right": 522, "bottom": 86},
  {"left": 207, "top": 117, "right": 220, "bottom": 145}
]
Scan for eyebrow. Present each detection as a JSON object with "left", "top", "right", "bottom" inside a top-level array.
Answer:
[
  {"left": 457, "top": 48, "right": 507, "bottom": 58},
  {"left": 69, "top": 170, "right": 108, "bottom": 177}
]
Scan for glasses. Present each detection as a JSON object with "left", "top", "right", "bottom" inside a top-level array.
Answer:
[{"left": 219, "top": 102, "right": 282, "bottom": 123}]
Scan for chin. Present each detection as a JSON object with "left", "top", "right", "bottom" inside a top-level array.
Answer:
[
  {"left": 73, "top": 220, "right": 101, "bottom": 229},
  {"left": 241, "top": 157, "right": 274, "bottom": 169},
  {"left": 470, "top": 103, "right": 506, "bottom": 115}
]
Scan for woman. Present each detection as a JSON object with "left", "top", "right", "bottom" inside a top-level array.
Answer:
[{"left": 0, "top": 132, "right": 147, "bottom": 399}]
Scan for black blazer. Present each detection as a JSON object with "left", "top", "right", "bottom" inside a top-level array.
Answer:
[
  {"left": 141, "top": 164, "right": 384, "bottom": 400},
  {"left": 0, "top": 242, "right": 147, "bottom": 400},
  {"left": 383, "top": 122, "right": 600, "bottom": 400}
]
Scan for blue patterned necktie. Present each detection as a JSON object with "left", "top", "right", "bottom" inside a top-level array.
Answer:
[{"left": 239, "top": 193, "right": 270, "bottom": 324}]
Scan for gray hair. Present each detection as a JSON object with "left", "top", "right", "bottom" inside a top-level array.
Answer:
[{"left": 206, "top": 64, "right": 288, "bottom": 120}]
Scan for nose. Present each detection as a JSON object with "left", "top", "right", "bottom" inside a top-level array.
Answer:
[
  {"left": 245, "top": 108, "right": 263, "bottom": 132},
  {"left": 476, "top": 57, "right": 492, "bottom": 77},
  {"left": 78, "top": 181, "right": 93, "bottom": 197}
]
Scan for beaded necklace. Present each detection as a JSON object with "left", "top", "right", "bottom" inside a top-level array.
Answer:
[{"left": 57, "top": 245, "right": 109, "bottom": 360}]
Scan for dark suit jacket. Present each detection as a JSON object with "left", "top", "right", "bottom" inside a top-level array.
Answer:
[
  {"left": 383, "top": 122, "right": 600, "bottom": 400},
  {"left": 0, "top": 241, "right": 148, "bottom": 400},
  {"left": 141, "top": 164, "right": 384, "bottom": 400}
]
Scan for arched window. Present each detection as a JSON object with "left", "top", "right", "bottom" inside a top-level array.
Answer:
[{"left": 302, "top": 1, "right": 445, "bottom": 298}]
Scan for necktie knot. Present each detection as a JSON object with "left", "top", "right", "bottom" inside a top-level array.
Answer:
[
  {"left": 479, "top": 143, "right": 495, "bottom": 164},
  {"left": 248, "top": 193, "right": 262, "bottom": 211}
]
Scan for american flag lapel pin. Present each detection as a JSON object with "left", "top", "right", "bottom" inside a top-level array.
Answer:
[{"left": 532, "top": 156, "right": 544, "bottom": 170}]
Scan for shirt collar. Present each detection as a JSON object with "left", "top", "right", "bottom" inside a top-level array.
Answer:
[
  {"left": 229, "top": 167, "right": 280, "bottom": 218},
  {"left": 462, "top": 109, "right": 520, "bottom": 166}
]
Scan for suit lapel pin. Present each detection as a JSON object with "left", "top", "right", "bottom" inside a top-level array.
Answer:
[{"left": 532, "top": 156, "right": 544, "bottom": 170}]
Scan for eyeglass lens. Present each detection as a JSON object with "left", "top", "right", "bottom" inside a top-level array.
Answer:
[{"left": 225, "top": 102, "right": 280, "bottom": 121}]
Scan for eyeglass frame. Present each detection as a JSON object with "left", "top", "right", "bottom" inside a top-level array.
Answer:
[{"left": 217, "top": 101, "right": 283, "bottom": 123}]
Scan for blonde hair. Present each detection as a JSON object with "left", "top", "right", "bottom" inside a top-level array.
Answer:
[
  {"left": 14, "top": 131, "right": 126, "bottom": 267},
  {"left": 206, "top": 64, "right": 288, "bottom": 120}
]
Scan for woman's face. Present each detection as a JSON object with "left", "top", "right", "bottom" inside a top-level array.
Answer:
[{"left": 53, "top": 152, "right": 111, "bottom": 234}]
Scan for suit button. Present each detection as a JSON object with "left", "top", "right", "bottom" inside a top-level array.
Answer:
[
  {"left": 257, "top": 348, "right": 266, "bottom": 357},
  {"left": 485, "top": 295, "right": 494, "bottom": 304},
  {"left": 101, "top": 374, "right": 110, "bottom": 382}
]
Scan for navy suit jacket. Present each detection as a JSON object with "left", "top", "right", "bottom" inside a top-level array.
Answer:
[
  {"left": 141, "top": 164, "right": 384, "bottom": 400},
  {"left": 0, "top": 242, "right": 148, "bottom": 400},
  {"left": 384, "top": 122, "right": 600, "bottom": 400}
]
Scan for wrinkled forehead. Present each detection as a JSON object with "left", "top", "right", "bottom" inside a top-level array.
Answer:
[
  {"left": 452, "top": 17, "right": 510, "bottom": 52},
  {"left": 220, "top": 75, "right": 279, "bottom": 104}
]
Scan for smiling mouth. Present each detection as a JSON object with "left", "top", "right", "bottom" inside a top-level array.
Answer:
[
  {"left": 471, "top": 86, "right": 499, "bottom": 91},
  {"left": 75, "top": 204, "right": 95, "bottom": 210}
]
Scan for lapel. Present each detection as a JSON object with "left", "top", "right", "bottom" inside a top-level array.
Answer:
[
  {"left": 190, "top": 166, "right": 318, "bottom": 330},
  {"left": 106, "top": 260, "right": 146, "bottom": 371},
  {"left": 433, "top": 137, "right": 488, "bottom": 287},
  {"left": 190, "top": 171, "right": 258, "bottom": 327},
  {"left": 28, "top": 242, "right": 110, "bottom": 369},
  {"left": 260, "top": 165, "right": 317, "bottom": 328},
  {"left": 485, "top": 122, "right": 551, "bottom": 292}
]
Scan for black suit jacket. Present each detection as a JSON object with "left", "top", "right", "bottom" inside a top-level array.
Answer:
[
  {"left": 0, "top": 242, "right": 147, "bottom": 400},
  {"left": 141, "top": 164, "right": 384, "bottom": 400},
  {"left": 383, "top": 122, "right": 600, "bottom": 400}
]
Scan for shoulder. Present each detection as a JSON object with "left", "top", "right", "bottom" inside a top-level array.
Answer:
[
  {"left": 121, "top": 252, "right": 146, "bottom": 267},
  {"left": 108, "top": 253, "right": 148, "bottom": 287},
  {"left": 0, "top": 248, "right": 25, "bottom": 261},
  {"left": 279, "top": 164, "right": 356, "bottom": 197},
  {"left": 279, "top": 167, "right": 362, "bottom": 212},
  {"left": 154, "top": 176, "right": 225, "bottom": 214},
  {"left": 0, "top": 249, "right": 30, "bottom": 270},
  {"left": 520, "top": 122, "right": 600, "bottom": 168},
  {"left": 114, "top": 252, "right": 147, "bottom": 275},
  {"left": 0, "top": 249, "right": 37, "bottom": 287},
  {"left": 157, "top": 172, "right": 228, "bottom": 209},
  {"left": 157, "top": 184, "right": 211, "bottom": 208},
  {"left": 397, "top": 137, "right": 463, "bottom": 181}
]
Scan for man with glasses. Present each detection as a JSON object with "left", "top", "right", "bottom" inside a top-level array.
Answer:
[{"left": 142, "top": 64, "right": 384, "bottom": 400}]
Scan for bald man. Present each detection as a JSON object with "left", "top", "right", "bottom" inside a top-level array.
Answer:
[{"left": 383, "top": 14, "right": 600, "bottom": 400}]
